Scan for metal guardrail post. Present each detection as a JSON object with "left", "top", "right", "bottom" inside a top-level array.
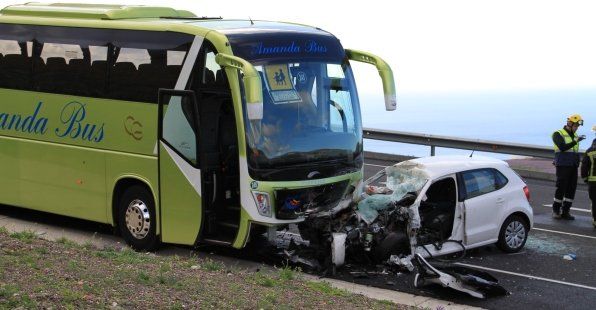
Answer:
[{"left": 362, "top": 128, "right": 567, "bottom": 159}]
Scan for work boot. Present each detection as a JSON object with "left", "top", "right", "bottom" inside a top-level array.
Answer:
[
  {"left": 552, "top": 212, "right": 562, "bottom": 219},
  {"left": 561, "top": 201, "right": 574, "bottom": 220},
  {"left": 560, "top": 213, "right": 575, "bottom": 220}
]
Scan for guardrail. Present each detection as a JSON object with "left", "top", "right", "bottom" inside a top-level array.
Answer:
[{"left": 363, "top": 128, "right": 561, "bottom": 159}]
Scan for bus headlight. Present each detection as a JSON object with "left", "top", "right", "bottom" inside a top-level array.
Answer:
[{"left": 252, "top": 191, "right": 272, "bottom": 217}]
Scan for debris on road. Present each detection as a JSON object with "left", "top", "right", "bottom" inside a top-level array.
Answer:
[{"left": 413, "top": 254, "right": 508, "bottom": 299}]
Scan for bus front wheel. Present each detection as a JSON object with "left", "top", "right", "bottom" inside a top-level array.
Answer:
[{"left": 118, "top": 185, "right": 160, "bottom": 251}]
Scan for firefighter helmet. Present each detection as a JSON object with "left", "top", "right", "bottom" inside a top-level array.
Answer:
[{"left": 567, "top": 114, "right": 584, "bottom": 126}]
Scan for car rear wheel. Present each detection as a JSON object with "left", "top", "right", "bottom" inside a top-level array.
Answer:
[
  {"left": 497, "top": 214, "right": 528, "bottom": 253},
  {"left": 118, "top": 185, "right": 160, "bottom": 251}
]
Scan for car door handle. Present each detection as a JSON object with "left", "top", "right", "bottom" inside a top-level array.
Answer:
[{"left": 497, "top": 198, "right": 505, "bottom": 203}]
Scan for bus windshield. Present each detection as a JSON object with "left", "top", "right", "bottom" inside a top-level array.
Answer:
[
  {"left": 244, "top": 60, "right": 363, "bottom": 181},
  {"left": 224, "top": 30, "right": 363, "bottom": 181}
]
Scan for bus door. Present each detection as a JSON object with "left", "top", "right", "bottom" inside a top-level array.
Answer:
[{"left": 158, "top": 90, "right": 203, "bottom": 245}]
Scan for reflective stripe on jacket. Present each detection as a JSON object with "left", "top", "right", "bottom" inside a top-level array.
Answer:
[
  {"left": 587, "top": 150, "right": 596, "bottom": 182},
  {"left": 553, "top": 129, "right": 580, "bottom": 166}
]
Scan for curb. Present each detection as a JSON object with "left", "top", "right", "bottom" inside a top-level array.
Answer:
[{"left": 0, "top": 215, "right": 121, "bottom": 249}]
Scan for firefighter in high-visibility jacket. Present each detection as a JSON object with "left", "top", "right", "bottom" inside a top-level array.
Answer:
[
  {"left": 551, "top": 114, "right": 586, "bottom": 220},
  {"left": 580, "top": 125, "right": 596, "bottom": 228}
]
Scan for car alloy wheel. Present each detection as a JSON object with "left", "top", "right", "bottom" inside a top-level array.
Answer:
[
  {"left": 497, "top": 214, "right": 529, "bottom": 253},
  {"left": 504, "top": 220, "right": 526, "bottom": 249}
]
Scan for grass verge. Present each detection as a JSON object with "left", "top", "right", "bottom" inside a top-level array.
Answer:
[{"left": 0, "top": 229, "right": 411, "bottom": 309}]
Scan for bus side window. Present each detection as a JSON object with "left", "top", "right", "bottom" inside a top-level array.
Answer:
[
  {"left": 88, "top": 46, "right": 108, "bottom": 98},
  {"left": 111, "top": 47, "right": 150, "bottom": 102},
  {"left": 193, "top": 46, "right": 223, "bottom": 89},
  {"left": 189, "top": 42, "right": 236, "bottom": 172},
  {"left": 0, "top": 24, "right": 193, "bottom": 102},
  {"left": 203, "top": 45, "right": 229, "bottom": 89},
  {"left": 110, "top": 46, "right": 188, "bottom": 103},
  {"left": 166, "top": 50, "right": 186, "bottom": 87},
  {"left": 36, "top": 42, "right": 87, "bottom": 95},
  {"left": 0, "top": 39, "right": 32, "bottom": 90}
]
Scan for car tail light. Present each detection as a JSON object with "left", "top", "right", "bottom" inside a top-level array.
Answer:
[{"left": 523, "top": 186, "right": 530, "bottom": 201}]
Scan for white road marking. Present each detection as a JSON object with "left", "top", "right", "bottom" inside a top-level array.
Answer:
[
  {"left": 541, "top": 204, "right": 591, "bottom": 213},
  {"left": 364, "top": 163, "right": 388, "bottom": 168},
  {"left": 532, "top": 227, "right": 596, "bottom": 240},
  {"left": 454, "top": 262, "right": 596, "bottom": 292}
]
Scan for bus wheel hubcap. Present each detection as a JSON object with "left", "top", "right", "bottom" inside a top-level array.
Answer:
[{"left": 125, "top": 199, "right": 151, "bottom": 239}]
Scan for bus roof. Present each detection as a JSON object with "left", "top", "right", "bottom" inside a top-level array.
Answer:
[
  {"left": 186, "top": 20, "right": 326, "bottom": 35},
  {"left": 0, "top": 3, "right": 333, "bottom": 47},
  {"left": 0, "top": 3, "right": 196, "bottom": 20}
]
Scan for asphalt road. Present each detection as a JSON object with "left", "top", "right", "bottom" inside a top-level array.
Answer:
[
  {"left": 1, "top": 158, "right": 595, "bottom": 309},
  {"left": 361, "top": 158, "right": 596, "bottom": 310}
]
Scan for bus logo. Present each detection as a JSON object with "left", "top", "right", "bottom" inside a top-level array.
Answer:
[{"left": 124, "top": 116, "right": 143, "bottom": 140}]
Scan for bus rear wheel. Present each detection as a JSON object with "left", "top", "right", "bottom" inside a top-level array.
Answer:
[{"left": 118, "top": 185, "right": 159, "bottom": 251}]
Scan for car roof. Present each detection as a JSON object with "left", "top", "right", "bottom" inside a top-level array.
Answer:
[{"left": 404, "top": 155, "right": 510, "bottom": 179}]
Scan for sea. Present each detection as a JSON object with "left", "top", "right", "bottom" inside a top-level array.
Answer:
[{"left": 360, "top": 89, "right": 596, "bottom": 159}]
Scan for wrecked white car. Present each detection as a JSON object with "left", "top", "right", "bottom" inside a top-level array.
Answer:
[{"left": 295, "top": 155, "right": 533, "bottom": 269}]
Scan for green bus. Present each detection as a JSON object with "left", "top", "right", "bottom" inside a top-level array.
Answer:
[{"left": 0, "top": 3, "right": 396, "bottom": 250}]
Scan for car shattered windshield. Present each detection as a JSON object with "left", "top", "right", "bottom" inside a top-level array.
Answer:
[{"left": 358, "top": 161, "right": 430, "bottom": 224}]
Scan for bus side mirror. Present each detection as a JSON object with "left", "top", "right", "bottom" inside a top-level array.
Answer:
[
  {"left": 346, "top": 49, "right": 397, "bottom": 111},
  {"left": 215, "top": 53, "right": 264, "bottom": 120}
]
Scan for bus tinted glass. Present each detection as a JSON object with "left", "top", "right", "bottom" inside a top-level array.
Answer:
[
  {"left": 227, "top": 33, "right": 361, "bottom": 181},
  {"left": 0, "top": 24, "right": 193, "bottom": 103},
  {"left": 244, "top": 60, "right": 363, "bottom": 181}
]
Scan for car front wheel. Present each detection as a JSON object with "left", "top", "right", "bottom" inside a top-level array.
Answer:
[{"left": 497, "top": 214, "right": 529, "bottom": 253}]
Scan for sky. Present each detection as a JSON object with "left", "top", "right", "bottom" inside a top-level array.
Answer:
[
  {"left": 1, "top": 0, "right": 594, "bottom": 149},
  {"left": 1, "top": 0, "right": 596, "bottom": 96}
]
